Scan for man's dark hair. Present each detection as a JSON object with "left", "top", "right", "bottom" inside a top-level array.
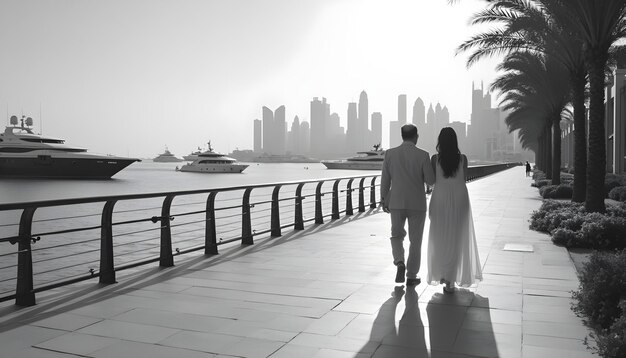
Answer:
[{"left": 401, "top": 124, "right": 418, "bottom": 140}]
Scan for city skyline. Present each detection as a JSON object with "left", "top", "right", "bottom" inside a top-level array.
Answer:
[{"left": 253, "top": 86, "right": 530, "bottom": 162}]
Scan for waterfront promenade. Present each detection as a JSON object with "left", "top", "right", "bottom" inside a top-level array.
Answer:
[{"left": 0, "top": 167, "right": 596, "bottom": 358}]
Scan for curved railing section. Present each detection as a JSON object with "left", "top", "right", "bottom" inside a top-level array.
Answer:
[{"left": 0, "top": 162, "right": 519, "bottom": 306}]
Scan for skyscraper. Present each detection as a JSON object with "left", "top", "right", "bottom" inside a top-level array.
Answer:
[
  {"left": 310, "top": 97, "right": 327, "bottom": 156},
  {"left": 253, "top": 119, "right": 262, "bottom": 153},
  {"left": 412, "top": 97, "right": 425, "bottom": 127},
  {"left": 347, "top": 102, "right": 358, "bottom": 151},
  {"left": 262, "top": 106, "right": 274, "bottom": 153},
  {"left": 274, "top": 105, "right": 286, "bottom": 155},
  {"left": 288, "top": 115, "right": 300, "bottom": 154},
  {"left": 261, "top": 105, "right": 286, "bottom": 155},
  {"left": 398, "top": 94, "right": 407, "bottom": 124},
  {"left": 300, "top": 121, "right": 310, "bottom": 154},
  {"left": 358, "top": 91, "right": 369, "bottom": 149},
  {"left": 371, "top": 112, "right": 382, "bottom": 147}
]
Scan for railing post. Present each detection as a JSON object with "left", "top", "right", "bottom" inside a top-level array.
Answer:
[
  {"left": 315, "top": 181, "right": 325, "bottom": 224},
  {"left": 294, "top": 183, "right": 305, "bottom": 230},
  {"left": 331, "top": 180, "right": 340, "bottom": 220},
  {"left": 205, "top": 192, "right": 218, "bottom": 255},
  {"left": 358, "top": 178, "right": 366, "bottom": 212},
  {"left": 242, "top": 188, "right": 254, "bottom": 245},
  {"left": 271, "top": 185, "right": 282, "bottom": 237},
  {"left": 160, "top": 195, "right": 175, "bottom": 267},
  {"left": 345, "top": 179, "right": 354, "bottom": 216},
  {"left": 16, "top": 207, "right": 36, "bottom": 306},
  {"left": 99, "top": 200, "right": 117, "bottom": 284},
  {"left": 369, "top": 177, "right": 378, "bottom": 208}
]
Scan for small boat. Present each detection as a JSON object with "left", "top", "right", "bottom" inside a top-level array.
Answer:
[
  {"left": 153, "top": 147, "right": 183, "bottom": 162},
  {"left": 321, "top": 144, "right": 385, "bottom": 170},
  {"left": 179, "top": 142, "right": 248, "bottom": 173},
  {"left": 0, "top": 115, "right": 140, "bottom": 179}
]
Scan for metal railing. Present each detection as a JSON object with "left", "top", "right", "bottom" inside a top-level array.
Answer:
[{"left": 0, "top": 162, "right": 519, "bottom": 306}]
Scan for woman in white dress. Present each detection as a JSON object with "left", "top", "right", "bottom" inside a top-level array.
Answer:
[{"left": 427, "top": 127, "right": 482, "bottom": 293}]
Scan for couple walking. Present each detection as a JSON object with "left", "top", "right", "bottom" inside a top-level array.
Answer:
[{"left": 381, "top": 124, "right": 482, "bottom": 293}]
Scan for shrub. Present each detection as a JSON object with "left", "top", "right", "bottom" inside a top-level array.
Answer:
[
  {"left": 532, "top": 170, "right": 546, "bottom": 181},
  {"left": 529, "top": 201, "right": 626, "bottom": 249},
  {"left": 533, "top": 179, "right": 552, "bottom": 188},
  {"left": 572, "top": 250, "right": 626, "bottom": 330},
  {"left": 609, "top": 186, "right": 626, "bottom": 202},
  {"left": 605, "top": 174, "right": 626, "bottom": 198},
  {"left": 540, "top": 184, "right": 573, "bottom": 199},
  {"left": 592, "top": 300, "right": 626, "bottom": 358},
  {"left": 568, "top": 167, "right": 575, "bottom": 174}
]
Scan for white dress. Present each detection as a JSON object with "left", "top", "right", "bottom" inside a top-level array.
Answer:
[{"left": 427, "top": 156, "right": 482, "bottom": 287}]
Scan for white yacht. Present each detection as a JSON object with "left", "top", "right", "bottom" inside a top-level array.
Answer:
[
  {"left": 321, "top": 144, "right": 385, "bottom": 170},
  {"left": 153, "top": 147, "right": 183, "bottom": 162},
  {"left": 0, "top": 115, "right": 139, "bottom": 179},
  {"left": 179, "top": 142, "right": 248, "bottom": 173},
  {"left": 183, "top": 145, "right": 204, "bottom": 161}
]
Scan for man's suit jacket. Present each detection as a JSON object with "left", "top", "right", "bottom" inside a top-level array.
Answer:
[{"left": 381, "top": 141, "right": 435, "bottom": 211}]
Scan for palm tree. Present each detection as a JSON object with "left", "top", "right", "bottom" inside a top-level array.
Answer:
[
  {"left": 457, "top": 0, "right": 587, "bottom": 199},
  {"left": 491, "top": 51, "right": 571, "bottom": 185},
  {"left": 555, "top": 0, "right": 626, "bottom": 212}
]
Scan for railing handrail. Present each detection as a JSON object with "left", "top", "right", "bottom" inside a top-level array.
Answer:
[
  {"left": 0, "top": 173, "right": 381, "bottom": 211},
  {"left": 0, "top": 162, "right": 520, "bottom": 307}
]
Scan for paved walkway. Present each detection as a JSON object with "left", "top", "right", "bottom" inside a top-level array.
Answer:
[{"left": 0, "top": 168, "right": 597, "bottom": 358}]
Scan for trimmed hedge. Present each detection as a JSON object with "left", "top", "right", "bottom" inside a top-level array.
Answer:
[
  {"left": 530, "top": 200, "right": 626, "bottom": 249},
  {"left": 609, "top": 186, "right": 626, "bottom": 202},
  {"left": 539, "top": 184, "right": 573, "bottom": 199},
  {"left": 572, "top": 251, "right": 626, "bottom": 358}
]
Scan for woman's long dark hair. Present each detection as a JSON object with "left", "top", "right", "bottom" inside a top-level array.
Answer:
[{"left": 436, "top": 127, "right": 461, "bottom": 178}]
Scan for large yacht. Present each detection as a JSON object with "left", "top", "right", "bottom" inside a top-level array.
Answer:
[
  {"left": 321, "top": 144, "right": 385, "bottom": 170},
  {"left": 183, "top": 145, "right": 204, "bottom": 161},
  {"left": 179, "top": 142, "right": 248, "bottom": 173},
  {"left": 153, "top": 147, "right": 183, "bottom": 162},
  {"left": 0, "top": 115, "right": 139, "bottom": 179}
]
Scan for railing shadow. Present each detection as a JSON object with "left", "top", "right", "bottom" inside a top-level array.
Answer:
[
  {"left": 0, "top": 208, "right": 381, "bottom": 332},
  {"left": 358, "top": 287, "right": 498, "bottom": 358}
]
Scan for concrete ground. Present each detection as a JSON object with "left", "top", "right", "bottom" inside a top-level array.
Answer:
[{"left": 0, "top": 167, "right": 598, "bottom": 358}]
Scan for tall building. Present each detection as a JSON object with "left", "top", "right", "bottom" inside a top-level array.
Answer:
[
  {"left": 389, "top": 121, "right": 402, "bottom": 148},
  {"left": 262, "top": 106, "right": 273, "bottom": 153},
  {"left": 398, "top": 94, "right": 407, "bottom": 124},
  {"left": 253, "top": 119, "right": 262, "bottom": 153},
  {"left": 300, "top": 121, "right": 310, "bottom": 154},
  {"left": 371, "top": 112, "right": 382, "bottom": 147},
  {"left": 287, "top": 115, "right": 301, "bottom": 154},
  {"left": 449, "top": 120, "right": 467, "bottom": 151},
  {"left": 274, "top": 105, "right": 286, "bottom": 155},
  {"left": 310, "top": 97, "right": 327, "bottom": 156},
  {"left": 347, "top": 102, "right": 358, "bottom": 151},
  {"left": 358, "top": 91, "right": 369, "bottom": 149},
  {"left": 412, "top": 97, "right": 425, "bottom": 127},
  {"left": 261, "top": 105, "right": 286, "bottom": 155}
]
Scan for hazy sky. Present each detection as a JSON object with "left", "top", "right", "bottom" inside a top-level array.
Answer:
[{"left": 0, "top": 0, "right": 500, "bottom": 157}]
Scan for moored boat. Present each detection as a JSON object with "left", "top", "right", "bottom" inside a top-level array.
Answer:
[
  {"left": 153, "top": 147, "right": 183, "bottom": 162},
  {"left": 321, "top": 144, "right": 385, "bottom": 170},
  {"left": 179, "top": 142, "right": 248, "bottom": 173},
  {"left": 0, "top": 115, "right": 139, "bottom": 179}
]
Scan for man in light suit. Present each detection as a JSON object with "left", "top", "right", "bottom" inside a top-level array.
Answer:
[{"left": 381, "top": 124, "right": 435, "bottom": 285}]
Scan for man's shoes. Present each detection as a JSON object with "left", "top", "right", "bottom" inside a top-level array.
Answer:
[
  {"left": 395, "top": 262, "right": 406, "bottom": 283},
  {"left": 406, "top": 278, "right": 421, "bottom": 286}
]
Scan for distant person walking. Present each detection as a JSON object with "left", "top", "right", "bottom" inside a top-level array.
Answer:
[
  {"left": 525, "top": 161, "right": 531, "bottom": 177},
  {"left": 427, "top": 127, "right": 482, "bottom": 293},
  {"left": 381, "top": 124, "right": 435, "bottom": 286}
]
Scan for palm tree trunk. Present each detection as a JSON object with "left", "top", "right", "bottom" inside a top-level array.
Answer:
[
  {"left": 571, "top": 70, "right": 587, "bottom": 202},
  {"left": 537, "top": 133, "right": 544, "bottom": 172},
  {"left": 552, "top": 116, "right": 561, "bottom": 185},
  {"left": 585, "top": 49, "right": 607, "bottom": 213},
  {"left": 545, "top": 126, "right": 553, "bottom": 179}
]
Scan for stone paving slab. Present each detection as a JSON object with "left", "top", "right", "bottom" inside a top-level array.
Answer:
[{"left": 0, "top": 167, "right": 599, "bottom": 357}]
